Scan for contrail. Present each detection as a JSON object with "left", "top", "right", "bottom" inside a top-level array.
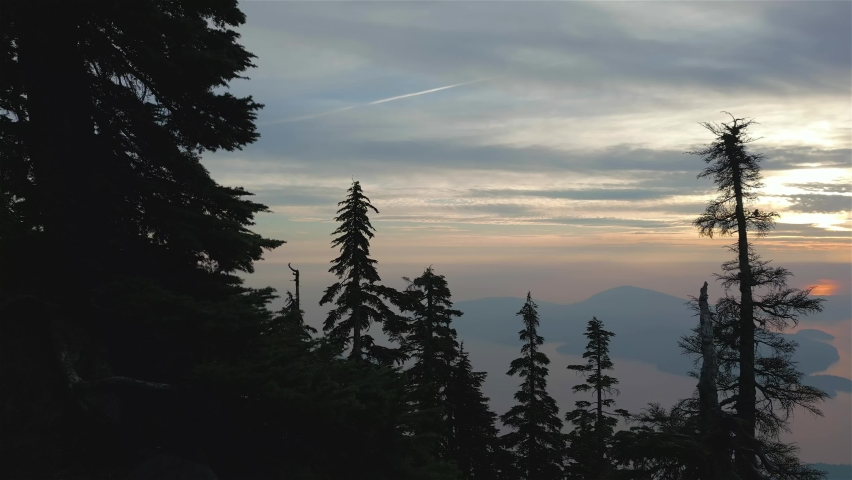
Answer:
[
  {"left": 261, "top": 59, "right": 571, "bottom": 126},
  {"left": 261, "top": 78, "right": 489, "bottom": 125},
  {"left": 365, "top": 79, "right": 485, "bottom": 106}
]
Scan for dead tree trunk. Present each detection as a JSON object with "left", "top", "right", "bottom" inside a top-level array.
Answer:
[
  {"left": 697, "top": 282, "right": 778, "bottom": 480},
  {"left": 697, "top": 282, "right": 725, "bottom": 480},
  {"left": 288, "top": 263, "right": 300, "bottom": 315}
]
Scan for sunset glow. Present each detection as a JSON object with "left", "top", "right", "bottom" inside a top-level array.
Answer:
[{"left": 811, "top": 280, "right": 841, "bottom": 296}]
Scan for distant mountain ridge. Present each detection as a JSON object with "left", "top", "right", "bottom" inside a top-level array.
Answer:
[{"left": 454, "top": 286, "right": 851, "bottom": 396}]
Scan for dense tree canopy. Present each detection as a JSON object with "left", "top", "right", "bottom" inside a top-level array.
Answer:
[
  {"left": 1, "top": 1, "right": 283, "bottom": 477},
  {"left": 444, "top": 342, "right": 505, "bottom": 480}
]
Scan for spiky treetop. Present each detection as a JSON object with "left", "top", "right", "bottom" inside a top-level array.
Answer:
[
  {"left": 565, "top": 317, "right": 628, "bottom": 479},
  {"left": 690, "top": 113, "right": 777, "bottom": 239},
  {"left": 500, "top": 292, "right": 565, "bottom": 480},
  {"left": 403, "top": 266, "right": 462, "bottom": 399},
  {"left": 320, "top": 181, "right": 405, "bottom": 364},
  {"left": 329, "top": 181, "right": 380, "bottom": 282}
]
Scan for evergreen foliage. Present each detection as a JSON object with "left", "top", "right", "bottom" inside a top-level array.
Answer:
[
  {"left": 196, "top": 339, "right": 461, "bottom": 480},
  {"left": 319, "top": 180, "right": 407, "bottom": 365},
  {"left": 1, "top": 1, "right": 284, "bottom": 476},
  {"left": 445, "top": 342, "right": 504, "bottom": 480},
  {"left": 565, "top": 317, "right": 629, "bottom": 479},
  {"left": 500, "top": 292, "right": 566, "bottom": 480},
  {"left": 402, "top": 266, "right": 463, "bottom": 454},
  {"left": 267, "top": 290, "right": 316, "bottom": 344}
]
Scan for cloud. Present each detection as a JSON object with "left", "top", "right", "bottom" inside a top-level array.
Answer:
[
  {"left": 761, "top": 147, "right": 852, "bottom": 171},
  {"left": 250, "top": 185, "right": 343, "bottom": 207},
  {"left": 240, "top": 2, "right": 850, "bottom": 98},
  {"left": 785, "top": 182, "right": 851, "bottom": 194},
  {"left": 525, "top": 217, "right": 680, "bottom": 229},
  {"left": 785, "top": 194, "right": 851, "bottom": 214},
  {"left": 467, "top": 186, "right": 697, "bottom": 202},
  {"left": 207, "top": 1, "right": 850, "bottom": 296}
]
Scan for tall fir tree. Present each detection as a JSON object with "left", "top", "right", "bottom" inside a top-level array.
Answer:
[
  {"left": 564, "top": 317, "right": 629, "bottom": 480},
  {"left": 320, "top": 181, "right": 406, "bottom": 365},
  {"left": 690, "top": 113, "right": 826, "bottom": 479},
  {"left": 612, "top": 116, "right": 828, "bottom": 480},
  {"left": 689, "top": 113, "right": 776, "bottom": 463},
  {"left": 444, "top": 342, "right": 503, "bottom": 480},
  {"left": 402, "top": 266, "right": 463, "bottom": 454},
  {"left": 500, "top": 292, "right": 565, "bottom": 480}
]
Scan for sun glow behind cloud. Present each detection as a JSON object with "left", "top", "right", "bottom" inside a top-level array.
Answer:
[{"left": 810, "top": 280, "right": 841, "bottom": 296}]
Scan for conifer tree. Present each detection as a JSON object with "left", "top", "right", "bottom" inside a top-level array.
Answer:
[
  {"left": 320, "top": 181, "right": 406, "bottom": 364},
  {"left": 402, "top": 266, "right": 463, "bottom": 452},
  {"left": 690, "top": 113, "right": 826, "bottom": 478},
  {"left": 268, "top": 290, "right": 316, "bottom": 344},
  {"left": 500, "top": 292, "right": 565, "bottom": 480},
  {"left": 689, "top": 113, "right": 777, "bottom": 451},
  {"left": 267, "top": 263, "right": 315, "bottom": 343},
  {"left": 613, "top": 116, "right": 828, "bottom": 480},
  {"left": 445, "top": 342, "right": 502, "bottom": 480},
  {"left": 564, "top": 317, "right": 628, "bottom": 480}
]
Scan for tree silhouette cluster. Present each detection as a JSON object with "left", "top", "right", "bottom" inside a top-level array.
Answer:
[{"left": 0, "top": 3, "right": 832, "bottom": 479}]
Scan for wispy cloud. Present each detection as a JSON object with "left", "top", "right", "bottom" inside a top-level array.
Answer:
[{"left": 212, "top": 1, "right": 850, "bottom": 313}]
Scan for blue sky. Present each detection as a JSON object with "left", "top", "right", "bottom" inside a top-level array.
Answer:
[{"left": 207, "top": 0, "right": 851, "bottom": 464}]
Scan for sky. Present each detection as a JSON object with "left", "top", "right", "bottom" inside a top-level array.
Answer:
[{"left": 207, "top": 0, "right": 851, "bottom": 465}]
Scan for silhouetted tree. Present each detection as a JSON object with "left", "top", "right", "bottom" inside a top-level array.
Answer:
[
  {"left": 564, "top": 317, "right": 629, "bottom": 480},
  {"left": 608, "top": 284, "right": 736, "bottom": 480},
  {"left": 694, "top": 281, "right": 731, "bottom": 480},
  {"left": 678, "top": 250, "right": 828, "bottom": 479},
  {"left": 1, "top": 1, "right": 284, "bottom": 477},
  {"left": 201, "top": 338, "right": 461, "bottom": 480},
  {"left": 320, "top": 181, "right": 406, "bottom": 365},
  {"left": 500, "top": 292, "right": 565, "bottom": 480},
  {"left": 689, "top": 113, "right": 776, "bottom": 459},
  {"left": 445, "top": 342, "right": 503, "bottom": 480},
  {"left": 610, "top": 283, "right": 827, "bottom": 480},
  {"left": 267, "top": 290, "right": 316, "bottom": 344},
  {"left": 690, "top": 113, "right": 826, "bottom": 479},
  {"left": 266, "top": 263, "right": 314, "bottom": 342},
  {"left": 402, "top": 266, "right": 463, "bottom": 454}
]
